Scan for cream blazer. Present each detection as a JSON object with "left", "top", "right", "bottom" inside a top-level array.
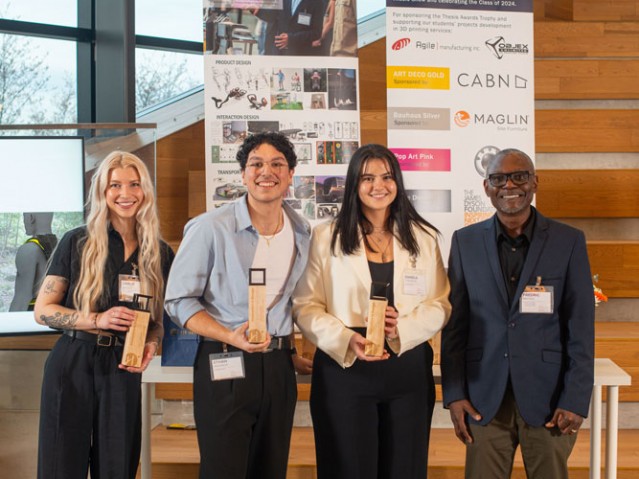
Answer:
[{"left": 292, "top": 221, "right": 451, "bottom": 368}]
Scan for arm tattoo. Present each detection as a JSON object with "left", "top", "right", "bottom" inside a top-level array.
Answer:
[
  {"left": 40, "top": 311, "right": 79, "bottom": 329},
  {"left": 43, "top": 278, "right": 68, "bottom": 296}
]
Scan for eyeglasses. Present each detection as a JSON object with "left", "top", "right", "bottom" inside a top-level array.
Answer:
[
  {"left": 487, "top": 171, "right": 533, "bottom": 187},
  {"left": 245, "top": 160, "right": 289, "bottom": 172}
]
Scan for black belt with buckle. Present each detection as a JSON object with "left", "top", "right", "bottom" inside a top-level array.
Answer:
[
  {"left": 266, "top": 336, "right": 292, "bottom": 351},
  {"left": 202, "top": 336, "right": 292, "bottom": 352},
  {"left": 64, "top": 329, "right": 124, "bottom": 347}
]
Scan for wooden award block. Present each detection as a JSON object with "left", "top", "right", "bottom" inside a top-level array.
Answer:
[
  {"left": 248, "top": 268, "right": 267, "bottom": 343},
  {"left": 122, "top": 294, "right": 153, "bottom": 368},
  {"left": 365, "top": 297, "right": 388, "bottom": 357}
]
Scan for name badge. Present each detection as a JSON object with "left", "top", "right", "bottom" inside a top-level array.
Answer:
[
  {"left": 209, "top": 352, "right": 245, "bottom": 381},
  {"left": 520, "top": 285, "right": 554, "bottom": 314},
  {"left": 298, "top": 12, "right": 311, "bottom": 26},
  {"left": 403, "top": 269, "right": 426, "bottom": 296},
  {"left": 119, "top": 274, "right": 141, "bottom": 302}
]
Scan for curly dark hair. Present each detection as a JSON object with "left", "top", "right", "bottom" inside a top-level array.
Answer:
[
  {"left": 331, "top": 144, "right": 439, "bottom": 257},
  {"left": 235, "top": 132, "right": 297, "bottom": 170}
]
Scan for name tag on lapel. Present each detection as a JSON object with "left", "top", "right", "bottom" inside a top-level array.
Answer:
[{"left": 520, "top": 285, "right": 554, "bottom": 314}]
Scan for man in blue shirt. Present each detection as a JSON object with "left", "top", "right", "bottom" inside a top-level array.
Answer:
[{"left": 165, "top": 132, "right": 311, "bottom": 479}]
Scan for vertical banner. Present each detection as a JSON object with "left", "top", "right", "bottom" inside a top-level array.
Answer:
[
  {"left": 385, "top": 0, "right": 535, "bottom": 255},
  {"left": 203, "top": 0, "right": 360, "bottom": 223}
]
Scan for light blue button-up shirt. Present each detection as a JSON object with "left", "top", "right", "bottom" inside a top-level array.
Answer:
[{"left": 165, "top": 195, "right": 311, "bottom": 337}]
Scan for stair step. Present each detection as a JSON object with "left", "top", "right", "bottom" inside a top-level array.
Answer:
[{"left": 138, "top": 426, "right": 639, "bottom": 479}]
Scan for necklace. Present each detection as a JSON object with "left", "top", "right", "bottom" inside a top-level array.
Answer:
[
  {"left": 367, "top": 232, "right": 393, "bottom": 262},
  {"left": 259, "top": 212, "right": 283, "bottom": 247}
]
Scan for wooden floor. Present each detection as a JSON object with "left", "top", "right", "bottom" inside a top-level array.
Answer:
[{"left": 139, "top": 426, "right": 639, "bottom": 479}]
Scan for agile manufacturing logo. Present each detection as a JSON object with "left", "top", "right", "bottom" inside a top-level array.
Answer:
[
  {"left": 485, "top": 36, "right": 529, "bottom": 59},
  {"left": 392, "top": 38, "right": 411, "bottom": 51}
]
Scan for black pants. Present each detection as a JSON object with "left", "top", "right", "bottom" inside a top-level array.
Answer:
[
  {"left": 193, "top": 342, "right": 297, "bottom": 479},
  {"left": 37, "top": 333, "right": 142, "bottom": 479},
  {"left": 311, "top": 341, "right": 435, "bottom": 479}
]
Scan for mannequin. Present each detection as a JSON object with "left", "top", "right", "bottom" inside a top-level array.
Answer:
[{"left": 9, "top": 212, "right": 57, "bottom": 311}]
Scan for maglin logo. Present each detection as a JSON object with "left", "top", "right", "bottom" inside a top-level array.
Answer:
[
  {"left": 454, "top": 111, "right": 471, "bottom": 127},
  {"left": 392, "top": 38, "right": 411, "bottom": 51}
]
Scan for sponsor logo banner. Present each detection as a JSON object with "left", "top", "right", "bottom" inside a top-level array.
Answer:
[
  {"left": 406, "top": 189, "right": 452, "bottom": 213},
  {"left": 387, "top": 66, "right": 450, "bottom": 89},
  {"left": 388, "top": 107, "right": 450, "bottom": 130},
  {"left": 391, "top": 148, "right": 452, "bottom": 171}
]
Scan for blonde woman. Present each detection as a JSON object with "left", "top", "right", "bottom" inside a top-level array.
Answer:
[{"left": 35, "top": 151, "right": 174, "bottom": 479}]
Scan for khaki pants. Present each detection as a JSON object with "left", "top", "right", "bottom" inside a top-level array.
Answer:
[{"left": 465, "top": 387, "right": 578, "bottom": 479}]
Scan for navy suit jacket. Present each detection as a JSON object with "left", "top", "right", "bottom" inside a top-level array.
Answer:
[
  {"left": 441, "top": 208, "right": 595, "bottom": 427},
  {"left": 256, "top": 0, "right": 323, "bottom": 56}
]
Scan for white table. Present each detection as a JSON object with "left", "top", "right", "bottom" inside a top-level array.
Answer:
[
  {"left": 141, "top": 357, "right": 630, "bottom": 479},
  {"left": 590, "top": 358, "right": 631, "bottom": 479},
  {"left": 141, "top": 359, "right": 192, "bottom": 479}
]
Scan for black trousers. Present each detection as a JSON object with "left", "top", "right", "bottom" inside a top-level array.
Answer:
[
  {"left": 37, "top": 333, "right": 142, "bottom": 479},
  {"left": 193, "top": 342, "right": 297, "bottom": 479},
  {"left": 311, "top": 340, "right": 435, "bottom": 479}
]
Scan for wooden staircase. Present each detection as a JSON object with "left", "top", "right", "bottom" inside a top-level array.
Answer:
[{"left": 138, "top": 426, "right": 639, "bottom": 479}]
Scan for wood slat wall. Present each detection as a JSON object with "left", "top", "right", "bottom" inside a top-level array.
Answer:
[
  {"left": 536, "top": 170, "right": 639, "bottom": 217},
  {"left": 536, "top": 110, "right": 639, "bottom": 153},
  {"left": 535, "top": 59, "right": 639, "bottom": 99},
  {"left": 543, "top": 0, "right": 573, "bottom": 20},
  {"left": 534, "top": 21, "right": 639, "bottom": 57},
  {"left": 545, "top": 0, "right": 639, "bottom": 22},
  {"left": 157, "top": 122, "right": 205, "bottom": 243},
  {"left": 572, "top": 1, "right": 639, "bottom": 22},
  {"left": 587, "top": 242, "right": 639, "bottom": 298}
]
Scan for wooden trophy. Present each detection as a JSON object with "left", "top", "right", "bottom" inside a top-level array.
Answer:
[
  {"left": 365, "top": 281, "right": 390, "bottom": 357},
  {"left": 248, "top": 268, "right": 267, "bottom": 343},
  {"left": 122, "top": 293, "right": 153, "bottom": 368}
]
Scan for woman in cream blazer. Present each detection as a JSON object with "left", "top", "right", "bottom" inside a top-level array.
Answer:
[{"left": 293, "top": 144, "right": 451, "bottom": 479}]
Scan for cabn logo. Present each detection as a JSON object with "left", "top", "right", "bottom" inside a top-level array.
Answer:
[{"left": 457, "top": 72, "right": 528, "bottom": 89}]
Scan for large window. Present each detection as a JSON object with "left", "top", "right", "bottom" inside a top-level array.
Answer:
[
  {"left": 0, "top": 34, "right": 77, "bottom": 124},
  {"left": 135, "top": 0, "right": 203, "bottom": 42},
  {"left": 0, "top": 0, "right": 77, "bottom": 27},
  {"left": 136, "top": 48, "right": 203, "bottom": 112}
]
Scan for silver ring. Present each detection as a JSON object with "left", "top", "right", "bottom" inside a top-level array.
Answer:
[{"left": 570, "top": 428, "right": 577, "bottom": 433}]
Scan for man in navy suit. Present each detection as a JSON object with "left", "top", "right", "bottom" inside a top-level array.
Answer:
[
  {"left": 441, "top": 148, "right": 594, "bottom": 478},
  {"left": 254, "top": 0, "right": 323, "bottom": 56}
]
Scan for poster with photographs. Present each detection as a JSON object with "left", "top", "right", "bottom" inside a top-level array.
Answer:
[
  {"left": 385, "top": 0, "right": 535, "bottom": 257},
  {"left": 203, "top": 1, "right": 360, "bottom": 220}
]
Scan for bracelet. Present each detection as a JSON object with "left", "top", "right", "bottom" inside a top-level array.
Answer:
[{"left": 92, "top": 313, "right": 99, "bottom": 330}]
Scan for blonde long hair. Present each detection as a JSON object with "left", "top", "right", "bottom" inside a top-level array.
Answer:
[{"left": 73, "top": 151, "right": 165, "bottom": 321}]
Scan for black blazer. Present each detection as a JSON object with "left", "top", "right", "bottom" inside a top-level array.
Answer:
[
  {"left": 441, "top": 208, "right": 595, "bottom": 427},
  {"left": 256, "top": 0, "right": 324, "bottom": 56}
]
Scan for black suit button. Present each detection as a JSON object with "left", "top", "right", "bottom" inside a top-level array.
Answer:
[{"left": 509, "top": 322, "right": 515, "bottom": 328}]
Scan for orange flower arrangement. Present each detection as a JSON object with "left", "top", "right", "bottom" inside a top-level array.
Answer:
[{"left": 593, "top": 274, "right": 608, "bottom": 306}]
